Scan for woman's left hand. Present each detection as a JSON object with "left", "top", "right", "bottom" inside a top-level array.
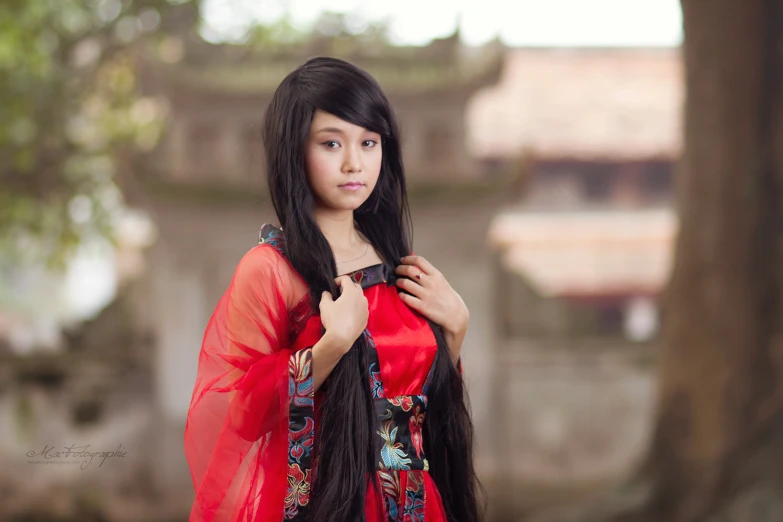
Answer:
[{"left": 395, "top": 255, "right": 469, "bottom": 346}]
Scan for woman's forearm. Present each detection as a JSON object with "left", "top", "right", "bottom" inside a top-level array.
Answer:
[
  {"left": 311, "top": 333, "right": 349, "bottom": 391},
  {"left": 443, "top": 324, "right": 466, "bottom": 366}
]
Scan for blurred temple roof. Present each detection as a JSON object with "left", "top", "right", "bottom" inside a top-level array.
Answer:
[
  {"left": 488, "top": 208, "right": 676, "bottom": 298},
  {"left": 467, "top": 47, "right": 683, "bottom": 161},
  {"left": 142, "top": 31, "right": 505, "bottom": 97}
]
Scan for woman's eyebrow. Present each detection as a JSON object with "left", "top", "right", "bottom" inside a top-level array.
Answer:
[
  {"left": 314, "top": 126, "right": 377, "bottom": 135},
  {"left": 314, "top": 127, "right": 346, "bottom": 134}
]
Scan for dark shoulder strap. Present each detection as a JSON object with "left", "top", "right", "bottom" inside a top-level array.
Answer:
[{"left": 257, "top": 223, "right": 287, "bottom": 259}]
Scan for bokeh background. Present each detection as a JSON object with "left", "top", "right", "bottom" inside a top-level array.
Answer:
[{"left": 3, "top": 1, "right": 782, "bottom": 522}]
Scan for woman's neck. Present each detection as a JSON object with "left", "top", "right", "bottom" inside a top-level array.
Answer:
[
  {"left": 312, "top": 209, "right": 384, "bottom": 272},
  {"left": 313, "top": 209, "right": 368, "bottom": 258}
]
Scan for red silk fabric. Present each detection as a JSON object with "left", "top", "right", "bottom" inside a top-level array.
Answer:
[{"left": 184, "top": 241, "right": 452, "bottom": 521}]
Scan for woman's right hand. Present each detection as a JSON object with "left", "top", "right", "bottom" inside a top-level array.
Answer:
[{"left": 318, "top": 275, "right": 369, "bottom": 355}]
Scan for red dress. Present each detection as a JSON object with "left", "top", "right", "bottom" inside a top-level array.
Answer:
[{"left": 184, "top": 223, "right": 454, "bottom": 522}]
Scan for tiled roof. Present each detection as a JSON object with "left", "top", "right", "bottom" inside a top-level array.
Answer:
[
  {"left": 147, "top": 34, "right": 505, "bottom": 95},
  {"left": 488, "top": 208, "right": 676, "bottom": 297},
  {"left": 467, "top": 48, "right": 683, "bottom": 160}
]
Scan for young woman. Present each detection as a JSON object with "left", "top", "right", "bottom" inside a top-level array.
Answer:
[{"left": 184, "top": 56, "right": 483, "bottom": 522}]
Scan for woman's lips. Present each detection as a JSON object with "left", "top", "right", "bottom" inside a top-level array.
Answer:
[{"left": 339, "top": 183, "right": 363, "bottom": 191}]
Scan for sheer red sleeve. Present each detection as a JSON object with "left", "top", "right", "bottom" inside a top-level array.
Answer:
[{"left": 184, "top": 244, "right": 313, "bottom": 522}]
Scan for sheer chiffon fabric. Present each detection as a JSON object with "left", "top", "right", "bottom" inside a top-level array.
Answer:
[
  {"left": 184, "top": 226, "right": 454, "bottom": 522},
  {"left": 185, "top": 244, "right": 309, "bottom": 521}
]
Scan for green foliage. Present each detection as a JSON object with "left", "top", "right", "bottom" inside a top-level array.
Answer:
[
  {"left": 0, "top": 0, "right": 199, "bottom": 269},
  {"left": 0, "top": 1, "right": 397, "bottom": 270}
]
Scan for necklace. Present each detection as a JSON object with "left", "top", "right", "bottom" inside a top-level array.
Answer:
[{"left": 336, "top": 242, "right": 370, "bottom": 265}]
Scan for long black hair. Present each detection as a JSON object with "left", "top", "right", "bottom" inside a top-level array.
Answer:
[{"left": 261, "top": 56, "right": 484, "bottom": 522}]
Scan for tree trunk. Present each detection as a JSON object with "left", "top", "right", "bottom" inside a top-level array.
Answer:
[
  {"left": 624, "top": 0, "right": 783, "bottom": 520},
  {"left": 528, "top": 3, "right": 783, "bottom": 522}
]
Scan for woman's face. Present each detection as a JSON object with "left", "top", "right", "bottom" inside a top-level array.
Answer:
[{"left": 304, "top": 109, "right": 382, "bottom": 212}]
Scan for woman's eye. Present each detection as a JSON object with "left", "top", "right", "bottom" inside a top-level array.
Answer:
[
  {"left": 363, "top": 140, "right": 378, "bottom": 147},
  {"left": 323, "top": 140, "right": 340, "bottom": 148}
]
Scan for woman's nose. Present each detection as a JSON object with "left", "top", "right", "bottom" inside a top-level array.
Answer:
[{"left": 342, "top": 145, "right": 362, "bottom": 173}]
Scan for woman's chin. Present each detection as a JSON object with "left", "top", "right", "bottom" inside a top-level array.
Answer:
[
  {"left": 319, "top": 199, "right": 368, "bottom": 212},
  {"left": 337, "top": 194, "right": 370, "bottom": 208}
]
